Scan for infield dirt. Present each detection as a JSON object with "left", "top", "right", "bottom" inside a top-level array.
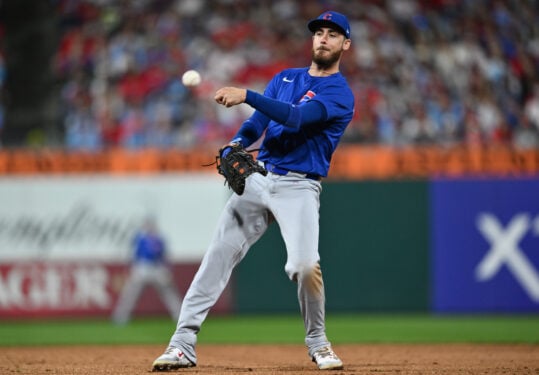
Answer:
[{"left": 1, "top": 343, "right": 538, "bottom": 374}]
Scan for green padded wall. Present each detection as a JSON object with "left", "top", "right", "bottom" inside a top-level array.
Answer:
[{"left": 234, "top": 180, "right": 429, "bottom": 313}]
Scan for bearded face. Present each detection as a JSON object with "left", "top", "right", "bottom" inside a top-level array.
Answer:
[{"left": 311, "top": 45, "right": 343, "bottom": 69}]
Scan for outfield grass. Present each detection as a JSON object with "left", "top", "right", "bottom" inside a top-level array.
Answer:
[{"left": 0, "top": 314, "right": 537, "bottom": 346}]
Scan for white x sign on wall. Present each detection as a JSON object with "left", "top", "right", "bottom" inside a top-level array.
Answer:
[{"left": 475, "top": 213, "right": 539, "bottom": 302}]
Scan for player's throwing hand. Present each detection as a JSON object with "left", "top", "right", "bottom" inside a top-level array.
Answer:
[{"left": 215, "top": 87, "right": 247, "bottom": 107}]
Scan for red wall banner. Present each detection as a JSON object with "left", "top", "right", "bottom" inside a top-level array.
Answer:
[{"left": 0, "top": 262, "right": 232, "bottom": 319}]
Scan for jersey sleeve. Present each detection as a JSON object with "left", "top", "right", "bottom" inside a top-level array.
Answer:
[
  {"left": 230, "top": 74, "right": 281, "bottom": 147},
  {"left": 311, "top": 82, "right": 355, "bottom": 123}
]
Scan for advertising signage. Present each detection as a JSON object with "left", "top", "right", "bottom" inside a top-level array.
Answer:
[{"left": 431, "top": 178, "right": 539, "bottom": 312}]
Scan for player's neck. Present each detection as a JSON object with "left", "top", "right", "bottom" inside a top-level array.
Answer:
[{"left": 308, "top": 62, "right": 339, "bottom": 77}]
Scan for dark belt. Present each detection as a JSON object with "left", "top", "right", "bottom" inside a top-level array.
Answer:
[{"left": 264, "top": 163, "right": 321, "bottom": 181}]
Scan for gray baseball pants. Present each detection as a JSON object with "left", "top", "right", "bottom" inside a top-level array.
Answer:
[{"left": 167, "top": 172, "right": 331, "bottom": 364}]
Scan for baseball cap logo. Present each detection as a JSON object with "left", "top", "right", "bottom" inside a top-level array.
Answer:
[{"left": 308, "top": 11, "right": 351, "bottom": 40}]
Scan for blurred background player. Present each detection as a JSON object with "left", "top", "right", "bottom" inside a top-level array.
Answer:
[{"left": 112, "top": 216, "right": 182, "bottom": 325}]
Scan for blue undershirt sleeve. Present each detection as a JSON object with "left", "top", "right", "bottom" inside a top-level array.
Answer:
[
  {"left": 245, "top": 90, "right": 326, "bottom": 130},
  {"left": 232, "top": 110, "right": 270, "bottom": 147}
]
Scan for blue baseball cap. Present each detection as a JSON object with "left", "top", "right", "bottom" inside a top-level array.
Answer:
[{"left": 308, "top": 11, "right": 351, "bottom": 40}]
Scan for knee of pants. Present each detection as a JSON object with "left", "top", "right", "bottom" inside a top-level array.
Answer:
[
  {"left": 285, "top": 261, "right": 324, "bottom": 296},
  {"left": 285, "top": 260, "right": 321, "bottom": 282}
]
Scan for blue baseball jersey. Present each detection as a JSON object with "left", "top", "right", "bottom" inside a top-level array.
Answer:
[
  {"left": 255, "top": 67, "right": 354, "bottom": 177},
  {"left": 133, "top": 231, "right": 166, "bottom": 264}
]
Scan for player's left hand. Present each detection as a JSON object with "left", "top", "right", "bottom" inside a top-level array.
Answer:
[
  {"left": 215, "top": 142, "right": 267, "bottom": 195},
  {"left": 215, "top": 87, "right": 247, "bottom": 107}
]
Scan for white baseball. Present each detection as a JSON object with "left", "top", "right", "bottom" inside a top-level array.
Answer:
[{"left": 182, "top": 69, "right": 201, "bottom": 87}]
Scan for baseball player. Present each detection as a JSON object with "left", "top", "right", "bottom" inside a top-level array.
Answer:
[
  {"left": 152, "top": 11, "right": 353, "bottom": 371},
  {"left": 112, "top": 216, "right": 182, "bottom": 325}
]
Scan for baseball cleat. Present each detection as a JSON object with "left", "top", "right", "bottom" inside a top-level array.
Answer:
[
  {"left": 152, "top": 346, "right": 195, "bottom": 371},
  {"left": 311, "top": 346, "right": 344, "bottom": 370}
]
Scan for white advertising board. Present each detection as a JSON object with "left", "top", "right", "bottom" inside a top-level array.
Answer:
[{"left": 0, "top": 174, "right": 229, "bottom": 262}]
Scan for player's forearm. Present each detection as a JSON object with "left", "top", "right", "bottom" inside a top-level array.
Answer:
[
  {"left": 245, "top": 90, "right": 326, "bottom": 129},
  {"left": 232, "top": 111, "right": 269, "bottom": 147}
]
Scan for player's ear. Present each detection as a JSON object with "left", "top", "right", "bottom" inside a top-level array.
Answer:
[{"left": 342, "top": 38, "right": 351, "bottom": 51}]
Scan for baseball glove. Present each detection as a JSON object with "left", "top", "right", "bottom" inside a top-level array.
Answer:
[{"left": 213, "top": 143, "right": 267, "bottom": 195}]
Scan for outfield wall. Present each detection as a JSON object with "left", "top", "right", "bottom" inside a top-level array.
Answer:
[
  {"left": 0, "top": 149, "right": 538, "bottom": 317},
  {"left": 0, "top": 262, "right": 232, "bottom": 318},
  {"left": 236, "top": 178, "right": 539, "bottom": 314},
  {"left": 430, "top": 177, "right": 539, "bottom": 312},
  {"left": 235, "top": 181, "right": 430, "bottom": 313},
  {"left": 0, "top": 174, "right": 233, "bottom": 318}
]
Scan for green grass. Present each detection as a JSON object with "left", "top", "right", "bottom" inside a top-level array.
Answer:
[{"left": 0, "top": 314, "right": 537, "bottom": 346}]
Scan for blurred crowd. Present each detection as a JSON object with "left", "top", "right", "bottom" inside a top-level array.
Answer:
[{"left": 22, "top": 0, "right": 539, "bottom": 149}]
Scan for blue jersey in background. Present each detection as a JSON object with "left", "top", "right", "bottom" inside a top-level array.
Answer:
[{"left": 133, "top": 231, "right": 166, "bottom": 265}]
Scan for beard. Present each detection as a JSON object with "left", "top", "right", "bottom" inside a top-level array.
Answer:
[{"left": 311, "top": 47, "right": 342, "bottom": 69}]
